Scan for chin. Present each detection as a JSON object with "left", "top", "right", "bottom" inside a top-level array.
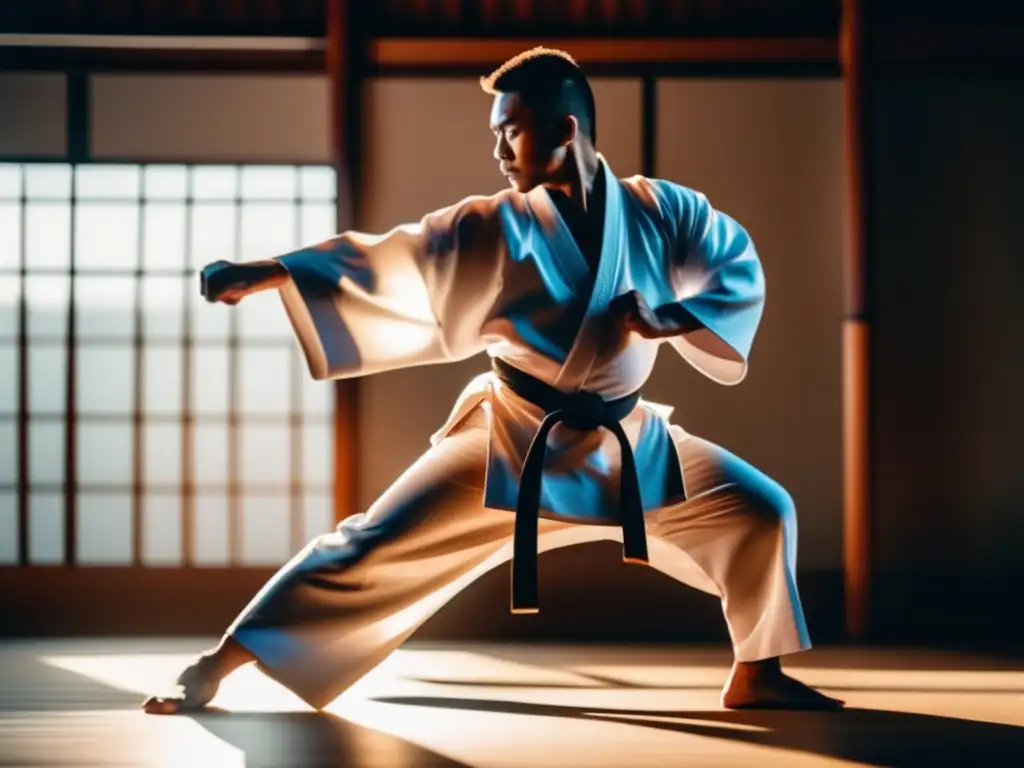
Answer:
[{"left": 508, "top": 176, "right": 535, "bottom": 194}]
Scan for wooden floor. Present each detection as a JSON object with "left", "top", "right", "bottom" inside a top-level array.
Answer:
[{"left": 1, "top": 638, "right": 1022, "bottom": 767}]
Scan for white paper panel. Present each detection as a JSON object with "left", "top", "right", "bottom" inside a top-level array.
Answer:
[
  {"left": 303, "top": 493, "right": 333, "bottom": 543},
  {"left": 145, "top": 423, "right": 182, "bottom": 486},
  {"left": 239, "top": 346, "right": 291, "bottom": 414},
  {"left": 24, "top": 202, "right": 71, "bottom": 270},
  {"left": 29, "top": 421, "right": 64, "bottom": 484},
  {"left": 240, "top": 166, "right": 297, "bottom": 200},
  {"left": 142, "top": 203, "right": 188, "bottom": 270},
  {"left": 0, "top": 492, "right": 16, "bottom": 564},
  {"left": 0, "top": 344, "right": 16, "bottom": 413},
  {"left": 240, "top": 423, "right": 290, "bottom": 486},
  {"left": 77, "top": 493, "right": 132, "bottom": 564},
  {"left": 193, "top": 494, "right": 228, "bottom": 565},
  {"left": 300, "top": 358, "right": 332, "bottom": 416},
  {"left": 241, "top": 494, "right": 290, "bottom": 565},
  {"left": 0, "top": 421, "right": 15, "bottom": 485},
  {"left": 25, "top": 165, "right": 72, "bottom": 198},
  {"left": 76, "top": 346, "right": 135, "bottom": 415},
  {"left": 192, "top": 346, "right": 229, "bottom": 415},
  {"left": 0, "top": 164, "right": 21, "bottom": 197},
  {"left": 77, "top": 423, "right": 132, "bottom": 485},
  {"left": 143, "top": 346, "right": 183, "bottom": 416},
  {"left": 75, "top": 203, "right": 139, "bottom": 271},
  {"left": 302, "top": 422, "right": 332, "bottom": 486},
  {"left": 142, "top": 276, "right": 185, "bottom": 337},
  {"left": 299, "top": 167, "right": 336, "bottom": 201},
  {"left": 193, "top": 422, "right": 228, "bottom": 486},
  {"left": 143, "top": 165, "right": 188, "bottom": 199},
  {"left": 29, "top": 492, "right": 63, "bottom": 564},
  {"left": 75, "top": 276, "right": 135, "bottom": 338},
  {"left": 28, "top": 345, "right": 65, "bottom": 414},
  {"left": 75, "top": 165, "right": 141, "bottom": 199},
  {"left": 25, "top": 275, "right": 69, "bottom": 339},
  {"left": 0, "top": 201, "right": 20, "bottom": 271},
  {"left": 143, "top": 494, "right": 181, "bottom": 566},
  {"left": 0, "top": 274, "right": 18, "bottom": 338}
]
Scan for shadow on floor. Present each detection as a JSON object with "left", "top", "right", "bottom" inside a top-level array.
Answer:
[
  {"left": 373, "top": 695, "right": 1024, "bottom": 768},
  {"left": 0, "top": 646, "right": 144, "bottom": 712},
  {"left": 188, "top": 711, "right": 472, "bottom": 768}
]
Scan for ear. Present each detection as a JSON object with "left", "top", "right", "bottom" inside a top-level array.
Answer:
[{"left": 561, "top": 115, "right": 579, "bottom": 148}]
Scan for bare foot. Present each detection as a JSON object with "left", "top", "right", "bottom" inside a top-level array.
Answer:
[
  {"left": 721, "top": 657, "right": 844, "bottom": 711},
  {"left": 142, "top": 636, "right": 255, "bottom": 715},
  {"left": 142, "top": 654, "right": 221, "bottom": 715}
]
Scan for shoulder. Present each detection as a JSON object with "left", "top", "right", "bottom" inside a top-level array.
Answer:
[
  {"left": 619, "top": 175, "right": 711, "bottom": 241},
  {"left": 417, "top": 189, "right": 516, "bottom": 245},
  {"left": 423, "top": 189, "right": 515, "bottom": 226}
]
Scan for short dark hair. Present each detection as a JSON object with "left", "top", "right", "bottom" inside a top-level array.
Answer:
[{"left": 480, "top": 47, "right": 597, "bottom": 145}]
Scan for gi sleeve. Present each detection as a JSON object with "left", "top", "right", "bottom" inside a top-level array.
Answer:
[
  {"left": 653, "top": 181, "right": 766, "bottom": 385},
  {"left": 272, "top": 195, "right": 503, "bottom": 380}
]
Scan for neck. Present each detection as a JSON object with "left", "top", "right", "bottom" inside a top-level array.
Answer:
[{"left": 545, "top": 140, "right": 600, "bottom": 212}]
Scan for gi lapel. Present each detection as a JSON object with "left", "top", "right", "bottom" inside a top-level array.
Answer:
[{"left": 526, "top": 156, "right": 622, "bottom": 390}]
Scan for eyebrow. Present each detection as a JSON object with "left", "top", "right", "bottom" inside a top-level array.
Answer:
[{"left": 490, "top": 119, "right": 518, "bottom": 133}]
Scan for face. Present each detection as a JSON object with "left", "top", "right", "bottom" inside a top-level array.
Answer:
[{"left": 489, "top": 92, "right": 572, "bottom": 193}]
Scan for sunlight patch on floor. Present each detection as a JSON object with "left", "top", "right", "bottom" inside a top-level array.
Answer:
[{"left": 32, "top": 647, "right": 1024, "bottom": 767}]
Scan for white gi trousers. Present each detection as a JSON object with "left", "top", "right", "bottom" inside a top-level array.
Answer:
[{"left": 227, "top": 408, "right": 812, "bottom": 709}]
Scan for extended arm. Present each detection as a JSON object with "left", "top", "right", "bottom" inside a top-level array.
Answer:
[{"left": 200, "top": 196, "right": 503, "bottom": 380}]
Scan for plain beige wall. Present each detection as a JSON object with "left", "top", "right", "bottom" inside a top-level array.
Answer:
[
  {"left": 0, "top": 74, "right": 67, "bottom": 156},
  {"left": 90, "top": 74, "right": 332, "bottom": 162},
  {"left": 871, "top": 79, "right": 1024, "bottom": 575},
  {"left": 654, "top": 79, "right": 845, "bottom": 571}
]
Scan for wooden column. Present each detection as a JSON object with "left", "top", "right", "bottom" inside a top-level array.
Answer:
[
  {"left": 840, "top": 0, "right": 872, "bottom": 640},
  {"left": 325, "top": 0, "right": 362, "bottom": 523}
]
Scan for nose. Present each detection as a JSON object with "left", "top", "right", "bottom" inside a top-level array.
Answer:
[{"left": 493, "top": 134, "right": 513, "bottom": 162}]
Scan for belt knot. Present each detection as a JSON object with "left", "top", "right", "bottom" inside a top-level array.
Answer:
[{"left": 560, "top": 390, "right": 607, "bottom": 430}]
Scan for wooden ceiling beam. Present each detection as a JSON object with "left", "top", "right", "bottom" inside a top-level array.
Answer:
[
  {"left": 1, "top": 27, "right": 1023, "bottom": 75},
  {"left": 369, "top": 36, "right": 838, "bottom": 67}
]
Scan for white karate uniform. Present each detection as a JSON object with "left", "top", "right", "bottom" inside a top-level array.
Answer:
[{"left": 225, "top": 156, "right": 811, "bottom": 709}]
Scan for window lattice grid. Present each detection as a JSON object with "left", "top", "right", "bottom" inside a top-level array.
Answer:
[{"left": 0, "top": 162, "right": 337, "bottom": 567}]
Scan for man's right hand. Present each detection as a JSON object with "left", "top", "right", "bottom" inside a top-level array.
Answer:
[{"left": 200, "top": 260, "right": 287, "bottom": 305}]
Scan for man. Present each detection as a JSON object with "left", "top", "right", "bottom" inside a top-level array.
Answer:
[{"left": 144, "top": 47, "right": 842, "bottom": 715}]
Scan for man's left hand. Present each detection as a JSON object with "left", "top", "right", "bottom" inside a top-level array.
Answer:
[
  {"left": 611, "top": 290, "right": 703, "bottom": 339},
  {"left": 611, "top": 290, "right": 670, "bottom": 339}
]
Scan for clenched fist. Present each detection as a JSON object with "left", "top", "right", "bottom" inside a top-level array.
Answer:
[
  {"left": 200, "top": 260, "right": 287, "bottom": 305},
  {"left": 610, "top": 289, "right": 702, "bottom": 339}
]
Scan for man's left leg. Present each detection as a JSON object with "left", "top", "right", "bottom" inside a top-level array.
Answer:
[{"left": 643, "top": 429, "right": 843, "bottom": 710}]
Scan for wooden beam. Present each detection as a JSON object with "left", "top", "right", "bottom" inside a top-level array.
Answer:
[
  {"left": 840, "top": 0, "right": 872, "bottom": 641},
  {"left": 370, "top": 36, "right": 838, "bottom": 67},
  {"left": 325, "top": 0, "right": 361, "bottom": 524}
]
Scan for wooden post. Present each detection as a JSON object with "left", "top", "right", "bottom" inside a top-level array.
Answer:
[
  {"left": 840, "top": 0, "right": 872, "bottom": 640},
  {"left": 325, "top": 0, "right": 362, "bottom": 524}
]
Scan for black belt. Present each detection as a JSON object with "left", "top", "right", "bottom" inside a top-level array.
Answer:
[{"left": 491, "top": 357, "right": 650, "bottom": 614}]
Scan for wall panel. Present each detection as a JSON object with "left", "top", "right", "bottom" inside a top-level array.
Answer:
[
  {"left": 90, "top": 74, "right": 331, "bottom": 162},
  {"left": 654, "top": 78, "right": 845, "bottom": 570},
  {"left": 872, "top": 78, "right": 1024, "bottom": 575},
  {"left": 0, "top": 74, "right": 67, "bottom": 157}
]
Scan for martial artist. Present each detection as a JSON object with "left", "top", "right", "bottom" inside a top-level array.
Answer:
[{"left": 145, "top": 47, "right": 842, "bottom": 714}]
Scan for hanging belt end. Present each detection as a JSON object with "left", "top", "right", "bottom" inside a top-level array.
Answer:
[
  {"left": 622, "top": 555, "right": 650, "bottom": 565},
  {"left": 511, "top": 606, "right": 540, "bottom": 615}
]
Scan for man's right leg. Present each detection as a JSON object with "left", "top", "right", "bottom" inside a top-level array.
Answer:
[{"left": 143, "top": 410, "right": 518, "bottom": 714}]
